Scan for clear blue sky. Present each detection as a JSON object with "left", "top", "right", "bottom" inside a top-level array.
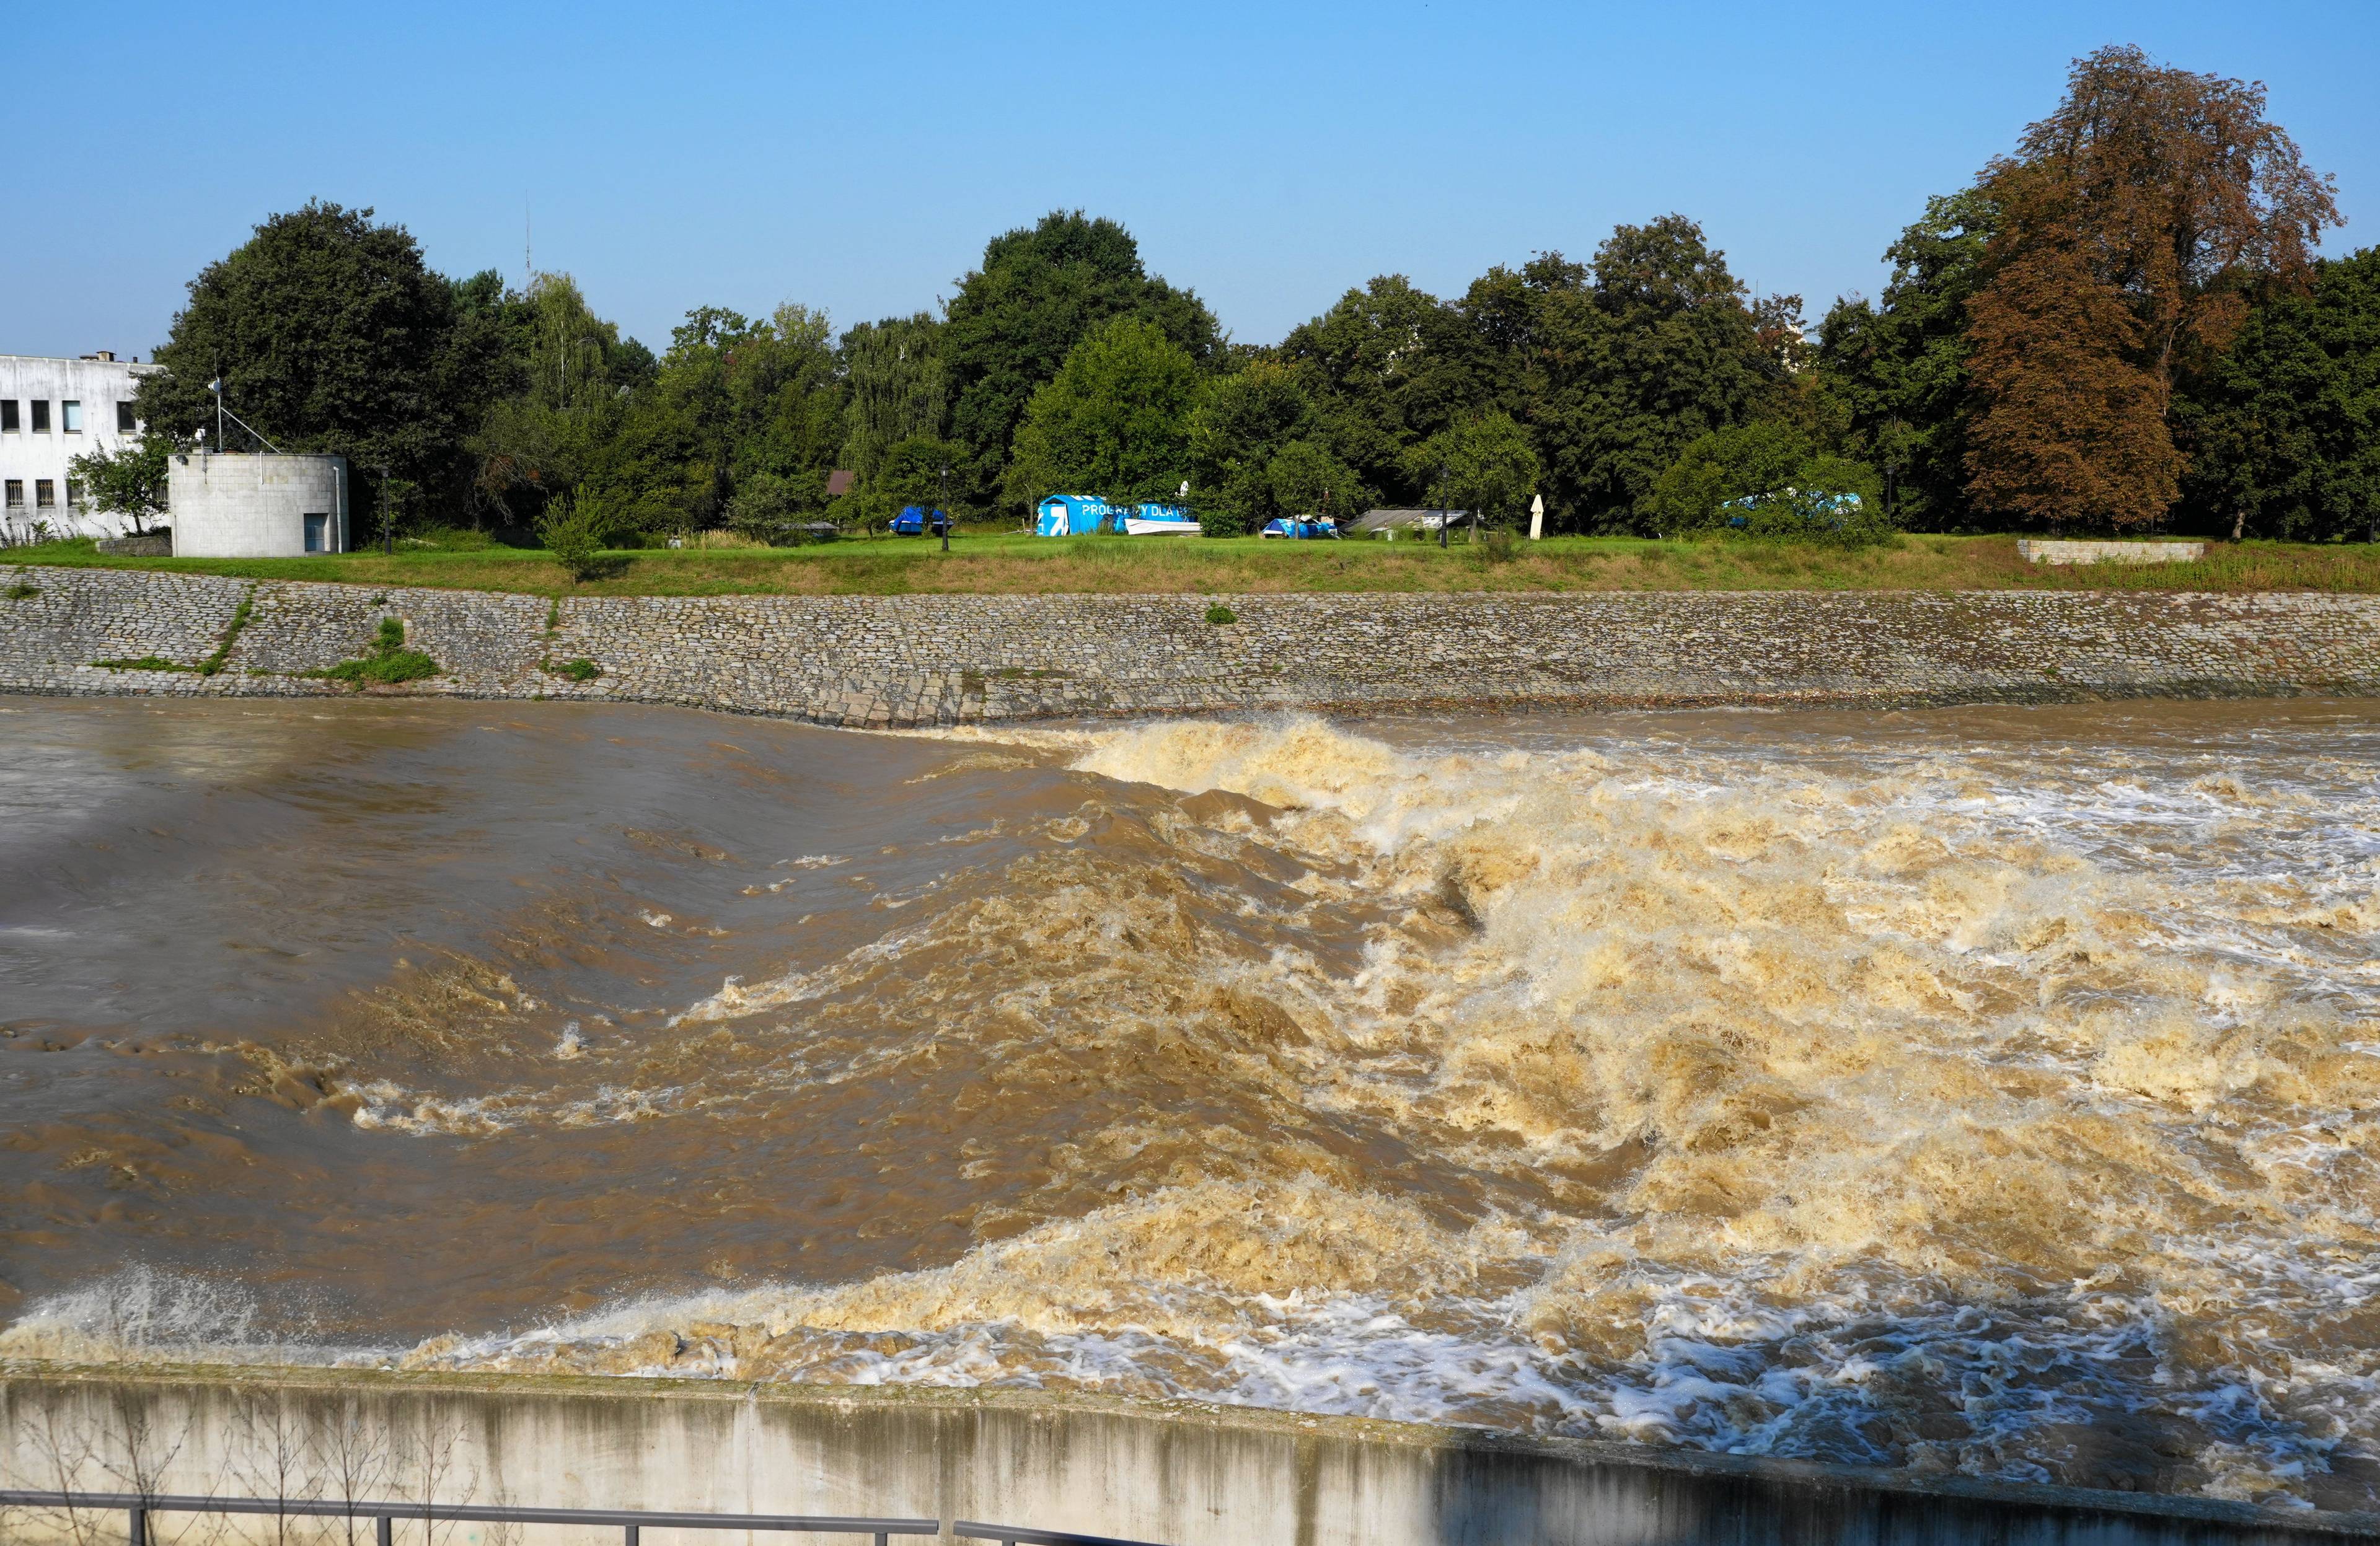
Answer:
[{"left": 10, "top": 1, "right": 2376, "bottom": 361}]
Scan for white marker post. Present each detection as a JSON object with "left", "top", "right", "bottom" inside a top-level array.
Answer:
[{"left": 1528, "top": 493, "right": 1545, "bottom": 541}]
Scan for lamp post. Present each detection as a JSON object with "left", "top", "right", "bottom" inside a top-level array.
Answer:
[
  {"left": 379, "top": 468, "right": 393, "bottom": 555},
  {"left": 1437, "top": 462, "right": 1448, "bottom": 550},
  {"left": 939, "top": 463, "right": 950, "bottom": 553}
]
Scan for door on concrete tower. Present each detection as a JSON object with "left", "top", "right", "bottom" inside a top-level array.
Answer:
[{"left": 304, "top": 512, "right": 330, "bottom": 553}]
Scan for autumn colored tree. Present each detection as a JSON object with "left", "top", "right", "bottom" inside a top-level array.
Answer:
[
  {"left": 1964, "top": 45, "right": 2340, "bottom": 527},
  {"left": 1965, "top": 242, "right": 2180, "bottom": 526}
]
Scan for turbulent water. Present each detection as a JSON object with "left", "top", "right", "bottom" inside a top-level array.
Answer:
[{"left": 6, "top": 696, "right": 2380, "bottom": 1510}]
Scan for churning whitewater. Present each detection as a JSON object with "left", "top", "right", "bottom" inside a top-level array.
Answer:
[{"left": 5, "top": 698, "right": 2378, "bottom": 1510}]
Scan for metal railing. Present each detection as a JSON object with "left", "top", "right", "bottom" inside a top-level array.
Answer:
[{"left": 0, "top": 1493, "right": 1166, "bottom": 1546}]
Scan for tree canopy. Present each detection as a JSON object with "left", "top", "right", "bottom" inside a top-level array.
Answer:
[
  {"left": 126, "top": 54, "right": 2359, "bottom": 549},
  {"left": 944, "top": 211, "right": 1220, "bottom": 505},
  {"left": 134, "top": 201, "right": 509, "bottom": 509},
  {"left": 1007, "top": 316, "right": 1205, "bottom": 506}
]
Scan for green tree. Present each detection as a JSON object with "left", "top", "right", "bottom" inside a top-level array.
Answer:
[
  {"left": 944, "top": 211, "right": 1220, "bottom": 507},
  {"left": 1815, "top": 189, "right": 1999, "bottom": 529},
  {"left": 1408, "top": 411, "right": 1541, "bottom": 528},
  {"left": 132, "top": 201, "right": 508, "bottom": 522},
  {"left": 66, "top": 434, "right": 173, "bottom": 533},
  {"left": 1277, "top": 275, "right": 1472, "bottom": 504},
  {"left": 1467, "top": 221, "right": 1789, "bottom": 532},
  {"left": 1187, "top": 358, "right": 1321, "bottom": 533},
  {"left": 470, "top": 271, "right": 644, "bottom": 525},
  {"left": 2176, "top": 248, "right": 2380, "bottom": 541},
  {"left": 839, "top": 313, "right": 946, "bottom": 481},
  {"left": 1005, "top": 317, "right": 1205, "bottom": 507},
  {"left": 1261, "top": 439, "right": 1366, "bottom": 527}
]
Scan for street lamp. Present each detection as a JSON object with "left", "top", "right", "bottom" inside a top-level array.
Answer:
[
  {"left": 939, "top": 463, "right": 950, "bottom": 553},
  {"left": 379, "top": 468, "right": 393, "bottom": 556},
  {"left": 1437, "top": 462, "right": 1449, "bottom": 550}
]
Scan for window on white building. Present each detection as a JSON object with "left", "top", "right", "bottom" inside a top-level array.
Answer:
[
  {"left": 30, "top": 401, "right": 50, "bottom": 433},
  {"left": 3, "top": 480, "right": 21, "bottom": 507},
  {"left": 0, "top": 400, "right": 17, "bottom": 432},
  {"left": 117, "top": 401, "right": 137, "bottom": 433},
  {"left": 66, "top": 480, "right": 83, "bottom": 507},
  {"left": 35, "top": 480, "right": 55, "bottom": 507},
  {"left": 62, "top": 401, "right": 82, "bottom": 433}
]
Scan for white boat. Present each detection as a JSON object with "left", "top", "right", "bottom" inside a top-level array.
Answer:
[{"left": 1124, "top": 514, "right": 1201, "bottom": 536}]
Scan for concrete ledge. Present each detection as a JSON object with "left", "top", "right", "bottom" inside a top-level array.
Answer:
[
  {"left": 2019, "top": 540, "right": 2209, "bottom": 566},
  {"left": 2, "top": 1363, "right": 2370, "bottom": 1545},
  {"left": 92, "top": 533, "right": 172, "bottom": 557}
]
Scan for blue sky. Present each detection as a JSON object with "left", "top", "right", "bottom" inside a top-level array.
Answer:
[{"left": 9, "top": 1, "right": 2376, "bottom": 360}]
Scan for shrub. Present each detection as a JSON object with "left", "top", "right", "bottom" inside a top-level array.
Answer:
[
  {"left": 1205, "top": 603, "right": 1238, "bottom": 625},
  {"left": 312, "top": 617, "right": 441, "bottom": 687},
  {"left": 537, "top": 492, "right": 619, "bottom": 581},
  {"left": 552, "top": 657, "right": 600, "bottom": 682},
  {"left": 6, "top": 579, "right": 37, "bottom": 600},
  {"left": 1644, "top": 423, "right": 1892, "bottom": 545}
]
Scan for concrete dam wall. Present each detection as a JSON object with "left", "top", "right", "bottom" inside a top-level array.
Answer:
[
  {"left": 3, "top": 1366, "right": 2374, "bottom": 1546},
  {"left": 3, "top": 566, "right": 2379, "bottom": 724}
]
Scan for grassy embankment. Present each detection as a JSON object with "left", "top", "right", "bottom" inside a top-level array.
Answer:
[{"left": 7, "top": 532, "right": 2378, "bottom": 597}]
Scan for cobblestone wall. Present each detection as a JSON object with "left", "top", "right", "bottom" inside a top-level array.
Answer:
[{"left": 4, "top": 566, "right": 2377, "bottom": 724}]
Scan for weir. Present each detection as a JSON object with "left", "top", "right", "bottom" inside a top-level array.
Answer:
[{"left": 1, "top": 1366, "right": 2371, "bottom": 1546}]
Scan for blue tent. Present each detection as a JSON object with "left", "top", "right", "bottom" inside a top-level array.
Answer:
[
  {"left": 1036, "top": 494, "right": 1111, "bottom": 537},
  {"left": 1260, "top": 517, "right": 1341, "bottom": 540},
  {"left": 891, "top": 506, "right": 950, "bottom": 536}
]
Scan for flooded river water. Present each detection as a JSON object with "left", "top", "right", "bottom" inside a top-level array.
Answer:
[{"left": 4, "top": 696, "right": 2378, "bottom": 1509}]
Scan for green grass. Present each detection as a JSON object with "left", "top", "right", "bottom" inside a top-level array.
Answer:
[
  {"left": 92, "top": 655, "right": 190, "bottom": 672},
  {"left": 10, "top": 530, "right": 2379, "bottom": 597},
  {"left": 307, "top": 616, "right": 441, "bottom": 687}
]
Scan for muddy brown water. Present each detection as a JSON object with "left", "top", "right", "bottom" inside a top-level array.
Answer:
[{"left": 4, "top": 696, "right": 2378, "bottom": 1511}]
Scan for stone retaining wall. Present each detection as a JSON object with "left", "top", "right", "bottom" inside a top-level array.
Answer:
[{"left": 3, "top": 566, "right": 2377, "bottom": 726}]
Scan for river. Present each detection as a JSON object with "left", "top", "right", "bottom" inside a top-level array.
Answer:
[{"left": 3, "top": 696, "right": 2377, "bottom": 1509}]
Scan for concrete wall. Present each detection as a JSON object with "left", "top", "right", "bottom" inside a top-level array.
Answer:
[
  {"left": 0, "top": 355, "right": 157, "bottom": 542},
  {"left": 167, "top": 455, "right": 349, "bottom": 558},
  {"left": 2, "top": 567, "right": 2378, "bottom": 724},
  {"left": 1, "top": 1366, "right": 2369, "bottom": 1546},
  {"left": 2019, "top": 541, "right": 2210, "bottom": 566}
]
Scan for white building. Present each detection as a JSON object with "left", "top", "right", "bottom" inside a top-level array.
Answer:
[
  {"left": 169, "top": 452, "right": 350, "bottom": 556},
  {"left": 0, "top": 353, "right": 161, "bottom": 542}
]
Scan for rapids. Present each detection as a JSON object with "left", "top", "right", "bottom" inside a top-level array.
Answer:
[{"left": 4, "top": 696, "right": 2378, "bottom": 1509}]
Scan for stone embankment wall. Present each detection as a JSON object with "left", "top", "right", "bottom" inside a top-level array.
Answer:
[
  {"left": 2, "top": 1366, "right": 2369, "bottom": 1546},
  {"left": 3, "top": 566, "right": 2378, "bottom": 726}
]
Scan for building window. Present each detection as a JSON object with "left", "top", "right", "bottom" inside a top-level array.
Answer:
[
  {"left": 4, "top": 480, "right": 20, "bottom": 507},
  {"left": 30, "top": 401, "right": 50, "bottom": 433},
  {"left": 66, "top": 480, "right": 83, "bottom": 507},
  {"left": 61, "top": 400, "right": 82, "bottom": 433},
  {"left": 117, "top": 401, "right": 137, "bottom": 434},
  {"left": 0, "top": 400, "right": 17, "bottom": 431},
  {"left": 35, "top": 480, "right": 55, "bottom": 507}
]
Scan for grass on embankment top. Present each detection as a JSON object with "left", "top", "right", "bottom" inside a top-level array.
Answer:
[{"left": 9, "top": 532, "right": 2379, "bottom": 597}]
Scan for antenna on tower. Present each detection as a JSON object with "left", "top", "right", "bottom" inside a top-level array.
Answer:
[{"left": 524, "top": 203, "right": 532, "bottom": 292}]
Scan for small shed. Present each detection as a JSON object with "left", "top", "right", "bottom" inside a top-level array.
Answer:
[
  {"left": 167, "top": 452, "right": 350, "bottom": 556},
  {"left": 1035, "top": 494, "right": 1111, "bottom": 536},
  {"left": 1352, "top": 508, "right": 1465, "bottom": 536}
]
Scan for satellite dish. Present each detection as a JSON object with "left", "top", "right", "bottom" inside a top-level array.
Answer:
[
  {"left": 1178, "top": 480, "right": 1189, "bottom": 498},
  {"left": 207, "top": 378, "right": 223, "bottom": 394}
]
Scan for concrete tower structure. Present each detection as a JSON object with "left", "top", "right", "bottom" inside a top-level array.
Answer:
[{"left": 167, "top": 452, "right": 350, "bottom": 556}]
